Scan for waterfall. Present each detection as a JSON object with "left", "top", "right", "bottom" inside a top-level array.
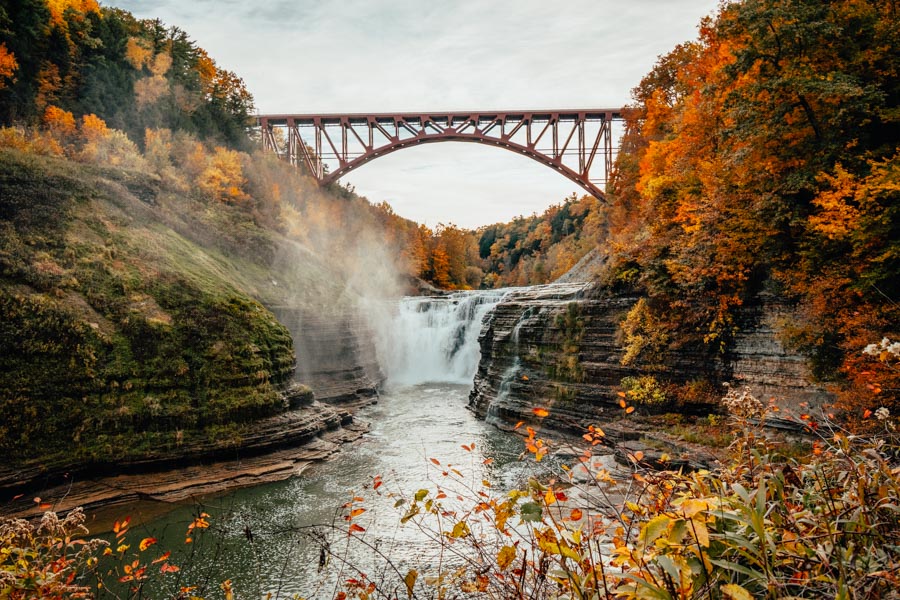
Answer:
[{"left": 376, "top": 290, "right": 508, "bottom": 386}]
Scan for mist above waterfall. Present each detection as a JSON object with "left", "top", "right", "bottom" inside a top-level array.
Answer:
[{"left": 374, "top": 291, "right": 508, "bottom": 387}]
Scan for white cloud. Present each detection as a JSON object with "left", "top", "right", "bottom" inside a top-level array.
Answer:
[{"left": 111, "top": 0, "right": 718, "bottom": 227}]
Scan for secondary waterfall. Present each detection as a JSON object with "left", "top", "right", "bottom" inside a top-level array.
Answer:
[{"left": 376, "top": 290, "right": 508, "bottom": 386}]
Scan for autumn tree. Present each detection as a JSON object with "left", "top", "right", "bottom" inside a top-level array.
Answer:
[
  {"left": 607, "top": 0, "right": 899, "bottom": 411},
  {"left": 0, "top": 42, "right": 17, "bottom": 89}
]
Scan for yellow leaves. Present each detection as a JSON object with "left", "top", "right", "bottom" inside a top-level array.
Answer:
[
  {"left": 810, "top": 165, "right": 862, "bottom": 240},
  {"left": 721, "top": 583, "right": 753, "bottom": 600},
  {"left": 80, "top": 113, "right": 110, "bottom": 143},
  {"left": 43, "top": 106, "right": 76, "bottom": 137},
  {"left": 496, "top": 545, "right": 517, "bottom": 570},
  {"left": 125, "top": 38, "right": 153, "bottom": 70},
  {"left": 680, "top": 498, "right": 708, "bottom": 519},
  {"left": 403, "top": 569, "right": 417, "bottom": 598},
  {"left": 544, "top": 489, "right": 557, "bottom": 506},
  {"left": 48, "top": 0, "right": 100, "bottom": 24},
  {"left": 639, "top": 514, "right": 672, "bottom": 547},
  {"left": 196, "top": 146, "right": 250, "bottom": 203},
  {"left": 449, "top": 521, "right": 470, "bottom": 539},
  {"left": 691, "top": 519, "right": 710, "bottom": 548}
]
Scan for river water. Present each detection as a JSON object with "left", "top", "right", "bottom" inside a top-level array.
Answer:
[{"left": 122, "top": 291, "right": 553, "bottom": 598}]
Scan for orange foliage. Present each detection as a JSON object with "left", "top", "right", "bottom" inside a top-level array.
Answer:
[
  {"left": 42, "top": 105, "right": 76, "bottom": 137},
  {"left": 35, "top": 62, "right": 62, "bottom": 112},
  {"left": 0, "top": 43, "right": 17, "bottom": 88},
  {"left": 124, "top": 37, "right": 153, "bottom": 70},
  {"left": 79, "top": 113, "right": 110, "bottom": 143},
  {"left": 608, "top": 0, "right": 899, "bottom": 413},
  {"left": 45, "top": 0, "right": 100, "bottom": 27}
]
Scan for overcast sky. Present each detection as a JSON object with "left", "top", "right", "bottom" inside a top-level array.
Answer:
[{"left": 111, "top": 0, "right": 719, "bottom": 229}]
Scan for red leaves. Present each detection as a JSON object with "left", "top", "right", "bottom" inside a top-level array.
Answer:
[
  {"left": 113, "top": 517, "right": 130, "bottom": 537},
  {"left": 532, "top": 407, "right": 549, "bottom": 418},
  {"left": 138, "top": 537, "right": 157, "bottom": 552}
]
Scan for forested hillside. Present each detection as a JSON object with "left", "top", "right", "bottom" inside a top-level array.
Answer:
[
  {"left": 604, "top": 0, "right": 899, "bottom": 419},
  {"left": 0, "top": 0, "right": 251, "bottom": 145},
  {"left": 0, "top": 0, "right": 420, "bottom": 475}
]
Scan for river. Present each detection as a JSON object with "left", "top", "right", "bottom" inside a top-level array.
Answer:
[{"left": 116, "top": 291, "right": 554, "bottom": 598}]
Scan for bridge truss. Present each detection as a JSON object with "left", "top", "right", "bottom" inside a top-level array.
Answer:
[{"left": 256, "top": 109, "right": 626, "bottom": 199}]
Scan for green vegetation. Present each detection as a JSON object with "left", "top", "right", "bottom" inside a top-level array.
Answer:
[
  {"left": 0, "top": 150, "right": 295, "bottom": 465},
  {"left": 0, "top": 0, "right": 428, "bottom": 475}
]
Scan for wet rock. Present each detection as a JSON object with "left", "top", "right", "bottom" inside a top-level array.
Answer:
[
  {"left": 470, "top": 282, "right": 832, "bottom": 442},
  {"left": 272, "top": 306, "right": 383, "bottom": 404}
]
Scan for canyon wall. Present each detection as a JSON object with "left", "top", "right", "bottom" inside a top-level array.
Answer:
[{"left": 469, "top": 284, "right": 832, "bottom": 433}]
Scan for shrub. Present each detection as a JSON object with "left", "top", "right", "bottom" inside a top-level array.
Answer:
[
  {"left": 621, "top": 374, "right": 668, "bottom": 406},
  {"left": 620, "top": 297, "right": 670, "bottom": 367}
]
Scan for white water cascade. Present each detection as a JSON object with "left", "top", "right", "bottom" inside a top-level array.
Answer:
[{"left": 375, "top": 290, "right": 508, "bottom": 386}]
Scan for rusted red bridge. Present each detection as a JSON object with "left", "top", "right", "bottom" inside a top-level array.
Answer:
[{"left": 256, "top": 109, "right": 626, "bottom": 199}]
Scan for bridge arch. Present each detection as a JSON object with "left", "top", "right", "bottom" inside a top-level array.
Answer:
[{"left": 257, "top": 110, "right": 625, "bottom": 200}]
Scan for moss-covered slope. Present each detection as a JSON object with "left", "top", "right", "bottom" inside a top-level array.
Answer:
[{"left": 0, "top": 149, "right": 348, "bottom": 475}]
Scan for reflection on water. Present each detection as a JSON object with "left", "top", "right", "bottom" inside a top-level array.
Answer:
[{"left": 124, "top": 384, "right": 548, "bottom": 598}]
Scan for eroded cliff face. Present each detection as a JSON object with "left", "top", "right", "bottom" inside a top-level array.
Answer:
[
  {"left": 729, "top": 298, "right": 833, "bottom": 424},
  {"left": 273, "top": 307, "right": 382, "bottom": 404},
  {"left": 469, "top": 283, "right": 832, "bottom": 434}
]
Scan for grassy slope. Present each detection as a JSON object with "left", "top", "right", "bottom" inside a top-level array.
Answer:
[{"left": 0, "top": 149, "right": 351, "bottom": 472}]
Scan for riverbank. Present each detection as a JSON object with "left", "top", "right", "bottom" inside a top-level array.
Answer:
[{"left": 0, "top": 398, "right": 373, "bottom": 521}]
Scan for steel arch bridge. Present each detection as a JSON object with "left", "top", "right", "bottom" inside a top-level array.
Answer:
[{"left": 256, "top": 109, "right": 626, "bottom": 199}]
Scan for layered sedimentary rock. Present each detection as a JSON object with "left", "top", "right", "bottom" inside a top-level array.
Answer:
[
  {"left": 469, "top": 283, "right": 831, "bottom": 435},
  {"left": 273, "top": 307, "right": 382, "bottom": 404},
  {"left": 2, "top": 395, "right": 368, "bottom": 519},
  {"left": 729, "top": 297, "right": 833, "bottom": 423}
]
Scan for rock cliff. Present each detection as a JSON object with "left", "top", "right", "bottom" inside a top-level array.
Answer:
[
  {"left": 274, "top": 307, "right": 382, "bottom": 404},
  {"left": 469, "top": 283, "right": 832, "bottom": 435}
]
